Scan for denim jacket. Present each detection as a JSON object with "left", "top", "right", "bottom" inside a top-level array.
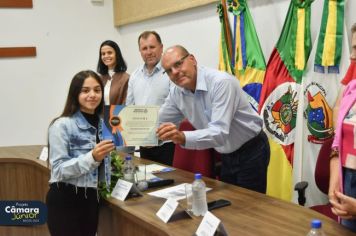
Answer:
[{"left": 48, "top": 111, "right": 103, "bottom": 188}]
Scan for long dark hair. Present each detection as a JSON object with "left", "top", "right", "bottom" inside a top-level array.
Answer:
[
  {"left": 47, "top": 70, "right": 104, "bottom": 166},
  {"left": 97, "top": 40, "right": 127, "bottom": 75},
  {"left": 50, "top": 70, "right": 104, "bottom": 125}
]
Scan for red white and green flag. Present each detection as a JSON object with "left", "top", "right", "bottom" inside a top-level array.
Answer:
[
  {"left": 293, "top": 0, "right": 348, "bottom": 206},
  {"left": 259, "top": 0, "right": 313, "bottom": 201}
]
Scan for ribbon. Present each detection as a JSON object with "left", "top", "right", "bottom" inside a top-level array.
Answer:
[
  {"left": 314, "top": 0, "right": 345, "bottom": 73},
  {"left": 109, "top": 105, "right": 126, "bottom": 146},
  {"left": 276, "top": 0, "right": 313, "bottom": 83}
]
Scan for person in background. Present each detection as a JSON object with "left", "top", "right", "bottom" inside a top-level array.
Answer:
[
  {"left": 46, "top": 70, "right": 115, "bottom": 236},
  {"left": 97, "top": 40, "right": 133, "bottom": 154},
  {"left": 329, "top": 22, "right": 356, "bottom": 232},
  {"left": 332, "top": 23, "right": 356, "bottom": 127},
  {"left": 126, "top": 31, "right": 175, "bottom": 165},
  {"left": 97, "top": 40, "right": 129, "bottom": 105},
  {"left": 157, "top": 45, "right": 270, "bottom": 193}
]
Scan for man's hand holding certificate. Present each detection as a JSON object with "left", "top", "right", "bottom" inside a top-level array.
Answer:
[{"left": 103, "top": 105, "right": 159, "bottom": 146}]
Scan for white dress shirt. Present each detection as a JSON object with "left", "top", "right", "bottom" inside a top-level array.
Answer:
[
  {"left": 126, "top": 62, "right": 172, "bottom": 106},
  {"left": 158, "top": 66, "right": 262, "bottom": 154}
]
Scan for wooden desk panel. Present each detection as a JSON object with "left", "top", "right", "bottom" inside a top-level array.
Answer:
[
  {"left": 99, "top": 158, "right": 355, "bottom": 236},
  {"left": 0, "top": 146, "right": 354, "bottom": 236},
  {"left": 0, "top": 145, "right": 50, "bottom": 236}
]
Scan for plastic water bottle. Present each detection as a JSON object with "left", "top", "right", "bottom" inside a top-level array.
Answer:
[
  {"left": 306, "top": 219, "right": 325, "bottom": 236},
  {"left": 192, "top": 173, "right": 208, "bottom": 216},
  {"left": 123, "top": 156, "right": 135, "bottom": 183}
]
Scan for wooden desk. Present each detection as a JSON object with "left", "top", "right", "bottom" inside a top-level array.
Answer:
[
  {"left": 0, "top": 145, "right": 50, "bottom": 236},
  {"left": 0, "top": 146, "right": 354, "bottom": 236},
  {"left": 99, "top": 160, "right": 355, "bottom": 236}
]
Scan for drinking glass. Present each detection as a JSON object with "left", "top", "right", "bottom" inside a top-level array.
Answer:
[{"left": 185, "top": 184, "right": 193, "bottom": 213}]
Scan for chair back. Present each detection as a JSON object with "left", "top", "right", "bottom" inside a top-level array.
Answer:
[
  {"left": 314, "top": 137, "right": 333, "bottom": 194},
  {"left": 172, "top": 119, "right": 218, "bottom": 178}
]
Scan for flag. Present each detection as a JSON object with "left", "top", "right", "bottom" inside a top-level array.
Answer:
[
  {"left": 293, "top": 0, "right": 349, "bottom": 206},
  {"left": 314, "top": 0, "right": 345, "bottom": 74},
  {"left": 229, "top": 0, "right": 266, "bottom": 111},
  {"left": 217, "top": 0, "right": 234, "bottom": 75},
  {"left": 258, "top": 0, "right": 313, "bottom": 201},
  {"left": 341, "top": 60, "right": 356, "bottom": 85},
  {"left": 217, "top": 0, "right": 266, "bottom": 110}
]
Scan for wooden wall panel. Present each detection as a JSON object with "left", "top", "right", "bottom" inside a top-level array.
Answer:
[
  {"left": 0, "top": 47, "right": 36, "bottom": 58},
  {"left": 0, "top": 1, "right": 35, "bottom": 58},
  {"left": 114, "top": 0, "right": 218, "bottom": 26},
  {"left": 0, "top": 0, "right": 33, "bottom": 8}
]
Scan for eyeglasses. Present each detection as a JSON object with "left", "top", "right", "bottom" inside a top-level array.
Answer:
[{"left": 163, "top": 54, "right": 189, "bottom": 75}]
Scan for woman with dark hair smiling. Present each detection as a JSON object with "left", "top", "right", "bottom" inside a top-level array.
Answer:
[
  {"left": 46, "top": 70, "right": 115, "bottom": 236},
  {"left": 97, "top": 40, "right": 129, "bottom": 105}
]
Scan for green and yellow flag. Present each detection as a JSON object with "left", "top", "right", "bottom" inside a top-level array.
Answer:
[
  {"left": 218, "top": 0, "right": 266, "bottom": 111},
  {"left": 314, "top": 0, "right": 345, "bottom": 73}
]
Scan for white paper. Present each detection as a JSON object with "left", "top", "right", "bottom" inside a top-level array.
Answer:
[
  {"left": 103, "top": 105, "right": 159, "bottom": 146},
  {"left": 138, "top": 164, "right": 175, "bottom": 174},
  {"left": 38, "top": 147, "right": 48, "bottom": 161},
  {"left": 111, "top": 179, "right": 133, "bottom": 201},
  {"left": 135, "top": 169, "right": 159, "bottom": 182},
  {"left": 148, "top": 183, "right": 211, "bottom": 201},
  {"left": 196, "top": 211, "right": 221, "bottom": 236},
  {"left": 156, "top": 198, "right": 179, "bottom": 223}
]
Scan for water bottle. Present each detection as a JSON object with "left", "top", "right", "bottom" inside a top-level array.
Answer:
[
  {"left": 306, "top": 219, "right": 325, "bottom": 236},
  {"left": 123, "top": 156, "right": 135, "bottom": 183},
  {"left": 192, "top": 173, "right": 208, "bottom": 216}
]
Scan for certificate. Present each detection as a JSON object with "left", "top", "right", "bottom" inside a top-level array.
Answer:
[{"left": 102, "top": 105, "right": 159, "bottom": 146}]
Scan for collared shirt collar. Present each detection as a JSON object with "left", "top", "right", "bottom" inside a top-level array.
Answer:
[
  {"left": 141, "top": 61, "right": 163, "bottom": 76},
  {"left": 74, "top": 110, "right": 92, "bottom": 129},
  {"left": 180, "top": 66, "right": 207, "bottom": 95}
]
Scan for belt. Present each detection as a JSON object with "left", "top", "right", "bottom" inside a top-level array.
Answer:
[{"left": 237, "top": 130, "right": 266, "bottom": 153}]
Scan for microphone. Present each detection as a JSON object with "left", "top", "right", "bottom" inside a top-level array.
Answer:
[{"left": 147, "top": 179, "right": 174, "bottom": 189}]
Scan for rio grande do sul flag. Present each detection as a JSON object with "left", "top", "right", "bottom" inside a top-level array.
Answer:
[
  {"left": 293, "top": 0, "right": 348, "bottom": 206},
  {"left": 258, "top": 0, "right": 313, "bottom": 201}
]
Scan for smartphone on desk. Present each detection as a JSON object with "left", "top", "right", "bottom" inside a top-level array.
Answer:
[{"left": 207, "top": 199, "right": 231, "bottom": 211}]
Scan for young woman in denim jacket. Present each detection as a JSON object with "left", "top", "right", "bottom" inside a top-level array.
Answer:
[{"left": 46, "top": 70, "right": 115, "bottom": 236}]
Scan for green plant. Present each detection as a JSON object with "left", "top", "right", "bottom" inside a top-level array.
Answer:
[{"left": 98, "top": 150, "right": 124, "bottom": 199}]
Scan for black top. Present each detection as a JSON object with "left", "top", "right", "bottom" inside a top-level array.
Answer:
[{"left": 81, "top": 111, "right": 100, "bottom": 143}]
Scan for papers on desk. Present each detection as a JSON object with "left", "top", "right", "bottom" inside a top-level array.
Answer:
[
  {"left": 137, "top": 164, "right": 175, "bottom": 174},
  {"left": 148, "top": 183, "right": 211, "bottom": 201},
  {"left": 135, "top": 164, "right": 174, "bottom": 182},
  {"left": 156, "top": 198, "right": 179, "bottom": 223},
  {"left": 135, "top": 169, "right": 158, "bottom": 182},
  {"left": 196, "top": 211, "right": 225, "bottom": 236},
  {"left": 38, "top": 147, "right": 48, "bottom": 161}
]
